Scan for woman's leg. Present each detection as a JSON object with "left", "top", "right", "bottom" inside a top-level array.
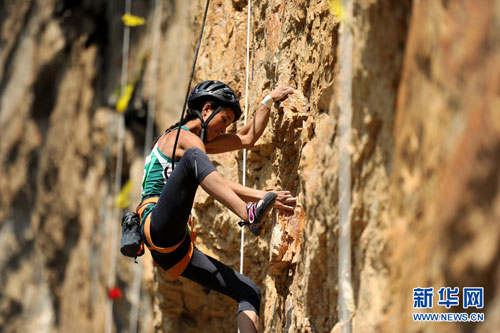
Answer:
[
  {"left": 150, "top": 147, "right": 217, "bottom": 245},
  {"left": 200, "top": 171, "right": 278, "bottom": 234},
  {"left": 238, "top": 311, "right": 259, "bottom": 333},
  {"left": 181, "top": 247, "right": 261, "bottom": 332},
  {"left": 150, "top": 147, "right": 273, "bottom": 246}
]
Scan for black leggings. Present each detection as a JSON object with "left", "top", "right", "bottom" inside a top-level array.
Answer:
[
  {"left": 149, "top": 147, "right": 261, "bottom": 315},
  {"left": 182, "top": 247, "right": 261, "bottom": 316}
]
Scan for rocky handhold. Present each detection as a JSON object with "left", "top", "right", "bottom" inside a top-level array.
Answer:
[
  {"left": 274, "top": 90, "right": 310, "bottom": 143},
  {"left": 269, "top": 206, "right": 306, "bottom": 277}
]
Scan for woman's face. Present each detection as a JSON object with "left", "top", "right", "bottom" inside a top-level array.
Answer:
[{"left": 203, "top": 106, "right": 235, "bottom": 141}]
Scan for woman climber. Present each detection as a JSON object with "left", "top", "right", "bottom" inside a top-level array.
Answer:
[{"left": 133, "top": 80, "right": 295, "bottom": 332}]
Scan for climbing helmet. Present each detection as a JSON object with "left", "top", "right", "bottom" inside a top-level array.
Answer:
[{"left": 187, "top": 80, "right": 242, "bottom": 122}]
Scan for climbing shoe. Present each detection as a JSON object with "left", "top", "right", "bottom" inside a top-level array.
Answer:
[
  {"left": 120, "top": 212, "right": 144, "bottom": 258},
  {"left": 238, "top": 192, "right": 277, "bottom": 236}
]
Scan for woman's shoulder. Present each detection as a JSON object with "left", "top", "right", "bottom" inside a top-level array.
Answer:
[
  {"left": 179, "top": 130, "right": 205, "bottom": 151},
  {"left": 160, "top": 128, "right": 205, "bottom": 156}
]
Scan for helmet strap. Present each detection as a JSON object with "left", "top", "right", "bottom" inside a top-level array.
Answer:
[
  {"left": 200, "top": 124, "right": 207, "bottom": 142},
  {"left": 199, "top": 106, "right": 223, "bottom": 142}
]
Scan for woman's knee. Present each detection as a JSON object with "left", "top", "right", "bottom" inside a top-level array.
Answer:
[
  {"left": 181, "top": 147, "right": 216, "bottom": 183},
  {"left": 185, "top": 147, "right": 202, "bottom": 155},
  {"left": 183, "top": 147, "right": 204, "bottom": 160},
  {"left": 252, "top": 283, "right": 261, "bottom": 302}
]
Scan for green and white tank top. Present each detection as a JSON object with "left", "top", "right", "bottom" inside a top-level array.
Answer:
[{"left": 140, "top": 126, "right": 190, "bottom": 202}]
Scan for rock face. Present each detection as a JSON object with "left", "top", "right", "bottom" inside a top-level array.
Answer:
[
  {"left": 383, "top": 1, "right": 500, "bottom": 332},
  {"left": 0, "top": 0, "right": 155, "bottom": 331},
  {"left": 0, "top": 0, "right": 498, "bottom": 332}
]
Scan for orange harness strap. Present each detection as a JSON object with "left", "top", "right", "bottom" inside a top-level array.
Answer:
[
  {"left": 143, "top": 214, "right": 186, "bottom": 254},
  {"left": 135, "top": 197, "right": 195, "bottom": 280},
  {"left": 136, "top": 197, "right": 159, "bottom": 218}
]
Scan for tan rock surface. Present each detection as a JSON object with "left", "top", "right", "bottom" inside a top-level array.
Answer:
[{"left": 0, "top": 0, "right": 498, "bottom": 332}]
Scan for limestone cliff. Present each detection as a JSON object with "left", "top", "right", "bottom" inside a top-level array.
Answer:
[{"left": 0, "top": 0, "right": 498, "bottom": 332}]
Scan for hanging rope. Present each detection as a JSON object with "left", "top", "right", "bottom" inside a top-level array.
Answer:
[
  {"left": 143, "top": 0, "right": 163, "bottom": 154},
  {"left": 106, "top": 1, "right": 131, "bottom": 332},
  {"left": 171, "top": 0, "right": 211, "bottom": 170},
  {"left": 239, "top": 0, "right": 252, "bottom": 275},
  {"left": 129, "top": 1, "right": 163, "bottom": 332}
]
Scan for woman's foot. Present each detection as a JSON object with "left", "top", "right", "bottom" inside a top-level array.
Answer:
[{"left": 239, "top": 192, "right": 277, "bottom": 236}]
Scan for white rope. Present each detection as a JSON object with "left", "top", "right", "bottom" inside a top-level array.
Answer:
[
  {"left": 106, "top": 1, "right": 131, "bottom": 332},
  {"left": 238, "top": 2, "right": 251, "bottom": 332},
  {"left": 239, "top": 0, "right": 251, "bottom": 276},
  {"left": 338, "top": 0, "right": 354, "bottom": 332},
  {"left": 129, "top": 1, "right": 163, "bottom": 332}
]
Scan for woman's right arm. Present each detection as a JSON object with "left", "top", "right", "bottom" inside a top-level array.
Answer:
[{"left": 205, "top": 86, "right": 294, "bottom": 154}]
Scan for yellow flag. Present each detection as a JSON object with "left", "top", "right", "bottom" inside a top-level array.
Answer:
[
  {"left": 116, "top": 180, "right": 133, "bottom": 209},
  {"left": 122, "top": 14, "right": 146, "bottom": 27},
  {"left": 329, "top": 0, "right": 345, "bottom": 21},
  {"left": 116, "top": 84, "right": 134, "bottom": 113}
]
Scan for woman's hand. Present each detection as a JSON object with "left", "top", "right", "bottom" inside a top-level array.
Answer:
[
  {"left": 270, "top": 86, "right": 294, "bottom": 102},
  {"left": 271, "top": 190, "right": 297, "bottom": 211}
]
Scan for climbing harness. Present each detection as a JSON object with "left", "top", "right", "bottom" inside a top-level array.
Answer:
[
  {"left": 120, "top": 125, "right": 192, "bottom": 261},
  {"left": 134, "top": 196, "right": 196, "bottom": 279}
]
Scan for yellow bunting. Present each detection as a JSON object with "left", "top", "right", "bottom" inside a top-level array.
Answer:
[
  {"left": 116, "top": 180, "right": 133, "bottom": 209},
  {"left": 329, "top": 0, "right": 345, "bottom": 21},
  {"left": 116, "top": 84, "right": 134, "bottom": 113},
  {"left": 122, "top": 14, "right": 146, "bottom": 27}
]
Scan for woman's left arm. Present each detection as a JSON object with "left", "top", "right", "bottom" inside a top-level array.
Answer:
[
  {"left": 223, "top": 178, "right": 297, "bottom": 211},
  {"left": 205, "top": 86, "right": 294, "bottom": 154}
]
